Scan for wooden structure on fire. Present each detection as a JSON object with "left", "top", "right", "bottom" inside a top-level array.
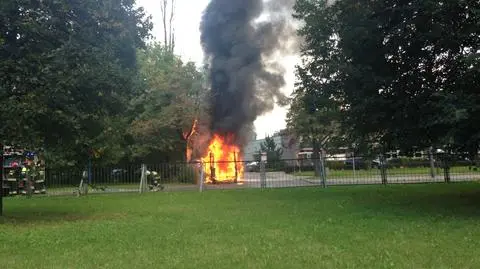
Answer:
[{"left": 207, "top": 151, "right": 239, "bottom": 184}]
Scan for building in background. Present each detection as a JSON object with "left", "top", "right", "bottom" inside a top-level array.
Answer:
[{"left": 243, "top": 130, "right": 300, "bottom": 161}]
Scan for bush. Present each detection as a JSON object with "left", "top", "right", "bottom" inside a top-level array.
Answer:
[
  {"left": 265, "top": 160, "right": 288, "bottom": 172},
  {"left": 284, "top": 166, "right": 295, "bottom": 174},
  {"left": 156, "top": 164, "right": 197, "bottom": 184},
  {"left": 46, "top": 168, "right": 83, "bottom": 186},
  {"left": 171, "top": 165, "right": 197, "bottom": 184},
  {"left": 343, "top": 159, "right": 372, "bottom": 170},
  {"left": 387, "top": 158, "right": 431, "bottom": 168},
  {"left": 326, "top": 161, "right": 346, "bottom": 170},
  {"left": 283, "top": 163, "right": 315, "bottom": 174}
]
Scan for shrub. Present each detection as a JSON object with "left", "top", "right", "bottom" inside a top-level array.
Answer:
[
  {"left": 156, "top": 164, "right": 197, "bottom": 184},
  {"left": 387, "top": 158, "right": 431, "bottom": 168},
  {"left": 265, "top": 160, "right": 287, "bottom": 172},
  {"left": 326, "top": 161, "right": 346, "bottom": 170},
  {"left": 171, "top": 165, "right": 197, "bottom": 184}
]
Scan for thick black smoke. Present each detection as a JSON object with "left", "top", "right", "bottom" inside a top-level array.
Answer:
[{"left": 200, "top": 0, "right": 297, "bottom": 146}]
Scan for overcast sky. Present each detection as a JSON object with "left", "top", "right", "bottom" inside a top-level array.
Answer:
[{"left": 136, "top": 0, "right": 298, "bottom": 139}]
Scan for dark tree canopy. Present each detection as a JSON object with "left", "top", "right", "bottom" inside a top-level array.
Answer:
[
  {"left": 129, "top": 44, "right": 208, "bottom": 163},
  {"left": 292, "top": 0, "right": 480, "bottom": 154},
  {"left": 0, "top": 0, "right": 152, "bottom": 165}
]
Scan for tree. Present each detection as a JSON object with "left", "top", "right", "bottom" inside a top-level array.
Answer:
[
  {"left": 287, "top": 80, "right": 342, "bottom": 176},
  {"left": 160, "top": 0, "right": 176, "bottom": 53},
  {"left": 293, "top": 0, "right": 480, "bottom": 154},
  {"left": 287, "top": 65, "right": 343, "bottom": 151},
  {"left": 129, "top": 43, "right": 208, "bottom": 162},
  {"left": 0, "top": 0, "right": 152, "bottom": 166},
  {"left": 0, "top": 0, "right": 152, "bottom": 215},
  {"left": 255, "top": 136, "right": 283, "bottom": 164}
]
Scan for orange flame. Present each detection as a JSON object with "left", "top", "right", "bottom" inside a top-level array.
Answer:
[{"left": 201, "top": 134, "right": 244, "bottom": 184}]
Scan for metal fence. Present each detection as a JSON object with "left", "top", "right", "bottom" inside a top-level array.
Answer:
[{"left": 3, "top": 154, "right": 480, "bottom": 197}]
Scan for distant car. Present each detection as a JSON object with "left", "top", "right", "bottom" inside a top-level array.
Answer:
[
  {"left": 344, "top": 157, "right": 366, "bottom": 170},
  {"left": 372, "top": 158, "right": 381, "bottom": 168},
  {"left": 246, "top": 161, "right": 259, "bottom": 172},
  {"left": 111, "top": 169, "right": 128, "bottom": 177}
]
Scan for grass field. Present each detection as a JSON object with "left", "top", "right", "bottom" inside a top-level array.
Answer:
[
  {"left": 1, "top": 183, "right": 480, "bottom": 269},
  {"left": 294, "top": 166, "right": 480, "bottom": 178}
]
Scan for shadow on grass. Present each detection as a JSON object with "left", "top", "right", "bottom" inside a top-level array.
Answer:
[
  {"left": 1, "top": 212, "right": 85, "bottom": 225},
  {"left": 1, "top": 207, "right": 127, "bottom": 225},
  {"left": 255, "top": 182, "right": 480, "bottom": 219},
  {"left": 347, "top": 183, "right": 480, "bottom": 219},
  {"left": 0, "top": 211, "right": 126, "bottom": 225}
]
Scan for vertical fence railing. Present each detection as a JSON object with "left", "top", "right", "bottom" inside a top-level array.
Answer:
[
  {"left": 443, "top": 153, "right": 451, "bottom": 183},
  {"left": 260, "top": 159, "right": 266, "bottom": 189},
  {"left": 380, "top": 154, "right": 388, "bottom": 185},
  {"left": 3, "top": 153, "right": 480, "bottom": 197},
  {"left": 199, "top": 162, "right": 205, "bottom": 192}
]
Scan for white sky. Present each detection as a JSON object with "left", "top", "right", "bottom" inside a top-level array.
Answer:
[{"left": 136, "top": 0, "right": 299, "bottom": 139}]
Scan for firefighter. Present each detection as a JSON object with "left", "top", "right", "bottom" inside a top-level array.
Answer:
[
  {"left": 20, "top": 164, "right": 29, "bottom": 195},
  {"left": 22, "top": 157, "right": 35, "bottom": 196}
]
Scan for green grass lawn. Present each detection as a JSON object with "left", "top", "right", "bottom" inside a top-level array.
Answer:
[
  {"left": 2, "top": 183, "right": 480, "bottom": 269},
  {"left": 294, "top": 166, "right": 480, "bottom": 178}
]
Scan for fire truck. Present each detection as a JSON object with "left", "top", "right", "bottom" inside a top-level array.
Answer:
[{"left": 2, "top": 146, "right": 46, "bottom": 196}]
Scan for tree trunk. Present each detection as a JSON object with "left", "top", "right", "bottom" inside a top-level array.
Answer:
[
  {"left": 169, "top": 0, "right": 175, "bottom": 52},
  {"left": 185, "top": 142, "right": 193, "bottom": 162},
  {"left": 429, "top": 146, "right": 436, "bottom": 178},
  {"left": 161, "top": 0, "right": 168, "bottom": 47},
  {"left": 312, "top": 139, "right": 324, "bottom": 178},
  {"left": 468, "top": 144, "right": 479, "bottom": 169},
  {"left": 180, "top": 120, "right": 197, "bottom": 162},
  {"left": 160, "top": 0, "right": 176, "bottom": 52}
]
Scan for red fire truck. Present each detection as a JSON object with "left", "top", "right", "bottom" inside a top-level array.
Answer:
[{"left": 2, "top": 146, "right": 46, "bottom": 196}]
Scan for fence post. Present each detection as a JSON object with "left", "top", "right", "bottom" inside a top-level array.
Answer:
[
  {"left": 320, "top": 151, "right": 327, "bottom": 188},
  {"left": 429, "top": 147, "right": 436, "bottom": 179},
  {"left": 380, "top": 154, "right": 388, "bottom": 185},
  {"left": 88, "top": 157, "right": 92, "bottom": 185},
  {"left": 139, "top": 164, "right": 148, "bottom": 193},
  {"left": 199, "top": 162, "right": 204, "bottom": 192},
  {"left": 79, "top": 169, "right": 88, "bottom": 196},
  {"left": 260, "top": 153, "right": 267, "bottom": 188},
  {"left": 443, "top": 154, "right": 451, "bottom": 183}
]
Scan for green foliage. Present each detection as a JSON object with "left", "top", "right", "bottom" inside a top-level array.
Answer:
[
  {"left": 0, "top": 0, "right": 208, "bottom": 167},
  {"left": 254, "top": 136, "right": 283, "bottom": 163},
  {"left": 326, "top": 160, "right": 346, "bottom": 170},
  {"left": 287, "top": 63, "right": 343, "bottom": 151},
  {"left": 171, "top": 165, "right": 197, "bottom": 184},
  {"left": 387, "top": 158, "right": 431, "bottom": 169},
  {"left": 0, "top": 0, "right": 152, "bottom": 166},
  {"left": 129, "top": 43, "right": 208, "bottom": 162},
  {"left": 293, "top": 0, "right": 480, "bottom": 153}
]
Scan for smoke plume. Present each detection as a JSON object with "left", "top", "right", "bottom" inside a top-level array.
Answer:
[{"left": 200, "top": 0, "right": 298, "bottom": 146}]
